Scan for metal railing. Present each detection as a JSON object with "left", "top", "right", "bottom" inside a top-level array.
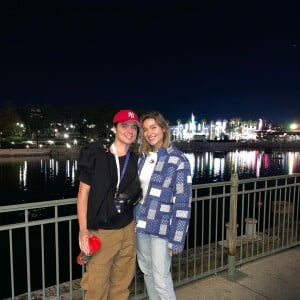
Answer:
[{"left": 1, "top": 174, "right": 300, "bottom": 299}]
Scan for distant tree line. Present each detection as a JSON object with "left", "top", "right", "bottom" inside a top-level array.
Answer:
[{"left": 0, "top": 100, "right": 149, "bottom": 141}]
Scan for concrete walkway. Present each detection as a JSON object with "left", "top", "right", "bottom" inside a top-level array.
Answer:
[{"left": 175, "top": 246, "right": 300, "bottom": 300}]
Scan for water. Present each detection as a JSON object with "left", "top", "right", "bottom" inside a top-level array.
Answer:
[
  {"left": 0, "top": 156, "right": 79, "bottom": 206},
  {"left": 1, "top": 149, "right": 300, "bottom": 206},
  {"left": 187, "top": 149, "right": 300, "bottom": 183}
]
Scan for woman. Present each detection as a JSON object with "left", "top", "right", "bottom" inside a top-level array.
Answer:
[{"left": 135, "top": 111, "right": 192, "bottom": 300}]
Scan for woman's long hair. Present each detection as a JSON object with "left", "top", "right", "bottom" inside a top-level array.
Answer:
[{"left": 138, "top": 111, "right": 171, "bottom": 155}]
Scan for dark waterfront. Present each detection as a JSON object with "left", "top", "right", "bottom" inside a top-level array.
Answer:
[{"left": 1, "top": 148, "right": 300, "bottom": 206}]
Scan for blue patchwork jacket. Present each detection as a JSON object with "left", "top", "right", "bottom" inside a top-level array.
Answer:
[{"left": 135, "top": 145, "right": 192, "bottom": 252}]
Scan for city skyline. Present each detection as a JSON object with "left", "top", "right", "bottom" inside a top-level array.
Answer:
[{"left": 0, "top": 1, "right": 299, "bottom": 123}]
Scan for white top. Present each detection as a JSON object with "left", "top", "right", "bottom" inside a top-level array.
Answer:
[{"left": 139, "top": 152, "right": 157, "bottom": 204}]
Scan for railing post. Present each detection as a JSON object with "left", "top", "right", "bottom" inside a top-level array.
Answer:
[{"left": 228, "top": 172, "right": 238, "bottom": 276}]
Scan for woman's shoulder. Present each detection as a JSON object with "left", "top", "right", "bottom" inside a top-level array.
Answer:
[
  {"left": 164, "top": 145, "right": 190, "bottom": 167},
  {"left": 169, "top": 144, "right": 187, "bottom": 156}
]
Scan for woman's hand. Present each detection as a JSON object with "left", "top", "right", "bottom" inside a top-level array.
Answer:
[{"left": 169, "top": 250, "right": 179, "bottom": 256}]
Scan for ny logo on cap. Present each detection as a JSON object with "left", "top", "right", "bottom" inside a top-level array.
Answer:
[{"left": 128, "top": 111, "right": 135, "bottom": 119}]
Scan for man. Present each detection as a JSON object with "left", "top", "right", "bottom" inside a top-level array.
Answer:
[{"left": 77, "top": 109, "right": 141, "bottom": 300}]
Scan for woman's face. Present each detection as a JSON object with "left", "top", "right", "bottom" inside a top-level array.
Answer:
[{"left": 142, "top": 118, "right": 164, "bottom": 152}]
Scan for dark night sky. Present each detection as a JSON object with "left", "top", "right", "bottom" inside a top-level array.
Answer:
[{"left": 0, "top": 1, "right": 299, "bottom": 124}]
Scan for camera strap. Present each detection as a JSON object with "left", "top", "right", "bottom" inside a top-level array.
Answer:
[{"left": 111, "top": 143, "right": 131, "bottom": 196}]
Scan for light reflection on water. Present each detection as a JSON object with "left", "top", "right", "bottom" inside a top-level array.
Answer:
[
  {"left": 1, "top": 150, "right": 300, "bottom": 205},
  {"left": 0, "top": 156, "right": 79, "bottom": 205},
  {"left": 185, "top": 150, "right": 300, "bottom": 184},
  {"left": 18, "top": 160, "right": 27, "bottom": 190},
  {"left": 17, "top": 158, "right": 77, "bottom": 189}
]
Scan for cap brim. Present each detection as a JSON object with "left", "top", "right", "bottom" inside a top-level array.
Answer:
[{"left": 119, "top": 120, "right": 140, "bottom": 127}]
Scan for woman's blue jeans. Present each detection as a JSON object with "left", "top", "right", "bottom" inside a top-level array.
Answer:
[{"left": 136, "top": 233, "right": 176, "bottom": 300}]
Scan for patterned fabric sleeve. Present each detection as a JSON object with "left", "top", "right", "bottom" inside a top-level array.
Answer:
[{"left": 168, "top": 154, "right": 192, "bottom": 252}]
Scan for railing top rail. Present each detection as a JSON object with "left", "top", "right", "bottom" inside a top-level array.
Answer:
[
  {"left": 0, "top": 197, "right": 77, "bottom": 213},
  {"left": 192, "top": 173, "right": 300, "bottom": 191},
  {"left": 238, "top": 173, "right": 300, "bottom": 184}
]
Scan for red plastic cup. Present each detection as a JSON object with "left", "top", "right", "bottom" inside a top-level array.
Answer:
[{"left": 77, "top": 235, "right": 101, "bottom": 265}]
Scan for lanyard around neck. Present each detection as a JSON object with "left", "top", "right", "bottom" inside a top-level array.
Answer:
[{"left": 111, "top": 143, "right": 130, "bottom": 193}]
